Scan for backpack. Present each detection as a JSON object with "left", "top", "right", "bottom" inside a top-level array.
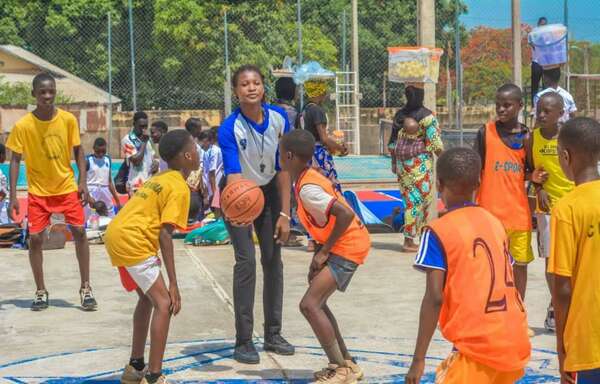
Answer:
[{"left": 114, "top": 161, "right": 129, "bottom": 194}]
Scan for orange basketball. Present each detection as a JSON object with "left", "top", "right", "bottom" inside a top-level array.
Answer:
[{"left": 221, "top": 179, "right": 265, "bottom": 223}]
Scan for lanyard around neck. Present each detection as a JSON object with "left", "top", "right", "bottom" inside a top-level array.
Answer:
[{"left": 241, "top": 112, "right": 268, "bottom": 173}]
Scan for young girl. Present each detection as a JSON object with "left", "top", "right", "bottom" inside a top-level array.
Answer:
[{"left": 86, "top": 137, "right": 121, "bottom": 218}]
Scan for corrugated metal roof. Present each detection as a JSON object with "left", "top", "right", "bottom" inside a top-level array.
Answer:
[{"left": 0, "top": 45, "right": 121, "bottom": 104}]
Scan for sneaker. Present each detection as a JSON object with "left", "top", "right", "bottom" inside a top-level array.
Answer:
[
  {"left": 315, "top": 360, "right": 364, "bottom": 381},
  {"left": 347, "top": 359, "right": 364, "bottom": 380},
  {"left": 120, "top": 364, "right": 146, "bottom": 384},
  {"left": 233, "top": 341, "right": 260, "bottom": 364},
  {"left": 31, "top": 290, "right": 49, "bottom": 311},
  {"left": 264, "top": 334, "right": 295, "bottom": 356},
  {"left": 544, "top": 307, "right": 556, "bottom": 332},
  {"left": 80, "top": 285, "right": 98, "bottom": 311},
  {"left": 140, "top": 375, "right": 168, "bottom": 384},
  {"left": 317, "top": 366, "right": 358, "bottom": 384}
]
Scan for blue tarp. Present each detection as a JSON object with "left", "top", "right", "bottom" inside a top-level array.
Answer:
[{"left": 343, "top": 191, "right": 393, "bottom": 233}]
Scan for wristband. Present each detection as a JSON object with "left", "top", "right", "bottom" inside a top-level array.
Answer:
[{"left": 280, "top": 212, "right": 291, "bottom": 221}]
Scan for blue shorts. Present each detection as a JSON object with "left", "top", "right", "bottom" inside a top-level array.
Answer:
[
  {"left": 327, "top": 254, "right": 358, "bottom": 292},
  {"left": 573, "top": 368, "right": 600, "bottom": 383}
]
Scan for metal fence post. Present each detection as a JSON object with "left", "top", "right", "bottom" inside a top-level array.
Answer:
[
  {"left": 297, "top": 0, "right": 304, "bottom": 110},
  {"left": 127, "top": 0, "right": 138, "bottom": 111},
  {"left": 351, "top": 0, "right": 360, "bottom": 154},
  {"left": 455, "top": 0, "right": 463, "bottom": 145},
  {"left": 511, "top": 0, "right": 522, "bottom": 90},
  {"left": 107, "top": 12, "right": 114, "bottom": 157},
  {"left": 564, "top": 0, "right": 570, "bottom": 91},
  {"left": 342, "top": 9, "right": 347, "bottom": 72},
  {"left": 224, "top": 9, "right": 232, "bottom": 116}
]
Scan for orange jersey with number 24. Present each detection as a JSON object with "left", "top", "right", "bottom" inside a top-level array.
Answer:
[{"left": 427, "top": 206, "right": 531, "bottom": 372}]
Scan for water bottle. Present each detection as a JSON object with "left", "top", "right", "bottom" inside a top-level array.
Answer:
[{"left": 90, "top": 209, "right": 100, "bottom": 231}]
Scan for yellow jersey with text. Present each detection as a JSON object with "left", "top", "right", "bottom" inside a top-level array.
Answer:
[
  {"left": 531, "top": 128, "right": 574, "bottom": 210},
  {"left": 105, "top": 170, "right": 190, "bottom": 267},
  {"left": 549, "top": 180, "right": 600, "bottom": 372},
  {"left": 6, "top": 109, "right": 80, "bottom": 196}
]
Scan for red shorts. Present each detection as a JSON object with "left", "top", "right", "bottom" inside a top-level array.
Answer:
[
  {"left": 28, "top": 192, "right": 85, "bottom": 234},
  {"left": 118, "top": 267, "right": 138, "bottom": 292}
]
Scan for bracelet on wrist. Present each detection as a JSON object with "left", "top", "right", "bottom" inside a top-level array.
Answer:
[{"left": 280, "top": 211, "right": 291, "bottom": 221}]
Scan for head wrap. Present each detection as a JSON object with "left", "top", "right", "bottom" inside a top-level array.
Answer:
[
  {"left": 387, "top": 85, "right": 434, "bottom": 148},
  {"left": 304, "top": 80, "right": 328, "bottom": 99}
]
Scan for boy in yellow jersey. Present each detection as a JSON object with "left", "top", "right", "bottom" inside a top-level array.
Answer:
[
  {"left": 550, "top": 117, "right": 600, "bottom": 384},
  {"left": 105, "top": 130, "right": 199, "bottom": 384},
  {"left": 407, "top": 147, "right": 530, "bottom": 384},
  {"left": 6, "top": 73, "right": 97, "bottom": 311},
  {"left": 526, "top": 92, "right": 574, "bottom": 332}
]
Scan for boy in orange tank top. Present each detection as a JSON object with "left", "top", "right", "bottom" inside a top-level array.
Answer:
[
  {"left": 406, "top": 147, "right": 531, "bottom": 384},
  {"left": 475, "top": 84, "right": 534, "bottom": 320},
  {"left": 280, "top": 129, "right": 370, "bottom": 384}
]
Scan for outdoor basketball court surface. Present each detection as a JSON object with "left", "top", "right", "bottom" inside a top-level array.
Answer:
[{"left": 0, "top": 233, "right": 560, "bottom": 383}]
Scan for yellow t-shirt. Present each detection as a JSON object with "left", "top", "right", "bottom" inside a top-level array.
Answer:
[
  {"left": 532, "top": 128, "right": 574, "bottom": 210},
  {"left": 549, "top": 179, "right": 600, "bottom": 372},
  {"left": 5, "top": 109, "right": 80, "bottom": 196},
  {"left": 105, "top": 170, "right": 190, "bottom": 267}
]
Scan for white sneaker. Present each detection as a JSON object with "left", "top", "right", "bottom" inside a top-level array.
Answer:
[{"left": 120, "top": 364, "right": 146, "bottom": 384}]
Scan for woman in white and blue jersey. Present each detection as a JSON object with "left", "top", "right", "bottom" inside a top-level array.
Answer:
[{"left": 218, "top": 65, "right": 295, "bottom": 364}]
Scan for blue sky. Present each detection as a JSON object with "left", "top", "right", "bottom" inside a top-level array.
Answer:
[{"left": 462, "top": 0, "right": 600, "bottom": 42}]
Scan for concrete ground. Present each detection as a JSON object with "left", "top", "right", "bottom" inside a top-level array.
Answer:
[{"left": 0, "top": 233, "right": 559, "bottom": 383}]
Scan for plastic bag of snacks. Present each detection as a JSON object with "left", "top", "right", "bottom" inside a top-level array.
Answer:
[
  {"left": 387, "top": 47, "right": 443, "bottom": 83},
  {"left": 528, "top": 24, "right": 567, "bottom": 67}
]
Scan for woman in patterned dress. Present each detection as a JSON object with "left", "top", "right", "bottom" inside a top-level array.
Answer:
[{"left": 388, "top": 84, "right": 443, "bottom": 252}]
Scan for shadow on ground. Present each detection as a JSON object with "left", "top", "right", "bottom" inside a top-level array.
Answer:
[
  {"left": 0, "top": 298, "right": 78, "bottom": 310},
  {"left": 370, "top": 241, "right": 406, "bottom": 253}
]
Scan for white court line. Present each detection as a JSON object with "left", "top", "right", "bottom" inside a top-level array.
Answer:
[
  {"left": 183, "top": 246, "right": 289, "bottom": 379},
  {"left": 184, "top": 247, "right": 237, "bottom": 318}
]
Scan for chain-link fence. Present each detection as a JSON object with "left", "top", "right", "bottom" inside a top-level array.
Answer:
[{"left": 1, "top": 1, "right": 599, "bottom": 127}]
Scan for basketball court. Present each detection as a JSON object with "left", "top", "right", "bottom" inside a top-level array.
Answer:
[{"left": 0, "top": 233, "right": 559, "bottom": 383}]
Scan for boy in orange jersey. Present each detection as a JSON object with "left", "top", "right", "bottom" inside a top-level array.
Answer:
[
  {"left": 550, "top": 117, "right": 600, "bottom": 384},
  {"left": 279, "top": 129, "right": 369, "bottom": 384},
  {"left": 406, "top": 147, "right": 531, "bottom": 384},
  {"left": 6, "top": 72, "right": 97, "bottom": 311},
  {"left": 475, "top": 84, "right": 534, "bottom": 314}
]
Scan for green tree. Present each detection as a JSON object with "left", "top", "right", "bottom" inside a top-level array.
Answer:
[
  {"left": 0, "top": 76, "right": 73, "bottom": 105},
  {"left": 0, "top": 0, "right": 465, "bottom": 109}
]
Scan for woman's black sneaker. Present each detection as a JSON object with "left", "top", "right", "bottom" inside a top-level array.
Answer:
[
  {"left": 233, "top": 341, "right": 260, "bottom": 364},
  {"left": 31, "top": 290, "right": 49, "bottom": 311},
  {"left": 264, "top": 334, "right": 295, "bottom": 355}
]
